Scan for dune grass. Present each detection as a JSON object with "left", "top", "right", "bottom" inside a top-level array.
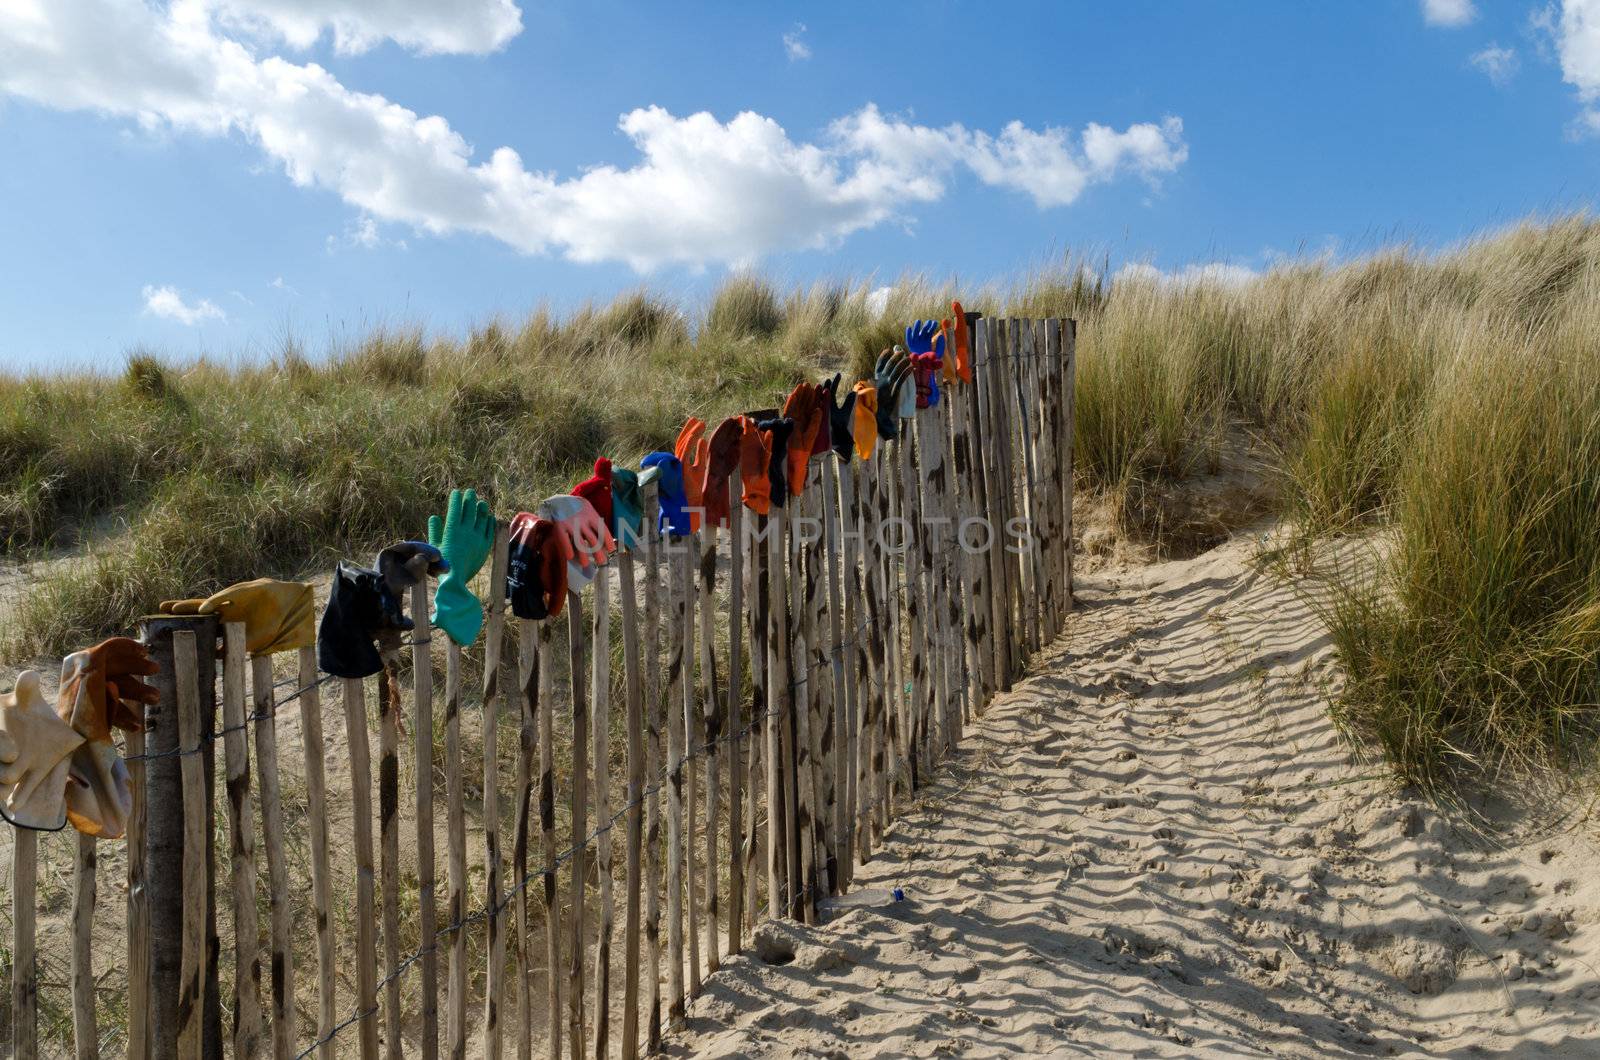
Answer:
[{"left": 4, "top": 215, "right": 1600, "bottom": 787}]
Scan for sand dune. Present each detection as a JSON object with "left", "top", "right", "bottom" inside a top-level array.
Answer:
[{"left": 664, "top": 532, "right": 1600, "bottom": 1057}]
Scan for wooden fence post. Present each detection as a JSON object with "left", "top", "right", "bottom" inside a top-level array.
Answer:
[
  {"left": 71, "top": 830, "right": 97, "bottom": 1060},
  {"left": 683, "top": 532, "right": 701, "bottom": 996},
  {"left": 725, "top": 470, "right": 746, "bottom": 950},
  {"left": 126, "top": 718, "right": 149, "bottom": 1060},
  {"left": 640, "top": 484, "right": 662, "bottom": 1055},
  {"left": 138, "top": 612, "right": 222, "bottom": 1060},
  {"left": 341, "top": 677, "right": 380, "bottom": 1060},
  {"left": 175, "top": 631, "right": 207, "bottom": 1060},
  {"left": 665, "top": 538, "right": 687, "bottom": 1026},
  {"left": 697, "top": 522, "right": 722, "bottom": 976},
  {"left": 822, "top": 458, "right": 849, "bottom": 893},
  {"left": 378, "top": 644, "right": 403, "bottom": 1060},
  {"left": 12, "top": 822, "right": 36, "bottom": 1060},
  {"left": 411, "top": 585, "right": 440, "bottom": 1060},
  {"left": 566, "top": 590, "right": 588, "bottom": 1060},
  {"left": 618, "top": 545, "right": 644, "bottom": 1060},
  {"left": 219, "top": 624, "right": 260, "bottom": 1058},
  {"left": 536, "top": 617, "right": 560, "bottom": 1060},
  {"left": 250, "top": 654, "right": 293, "bottom": 1060},
  {"left": 297, "top": 645, "right": 337, "bottom": 1060},
  {"left": 445, "top": 638, "right": 468, "bottom": 1060},
  {"left": 591, "top": 564, "right": 614, "bottom": 1060},
  {"left": 514, "top": 620, "right": 538, "bottom": 1060},
  {"left": 483, "top": 524, "right": 510, "bottom": 1060},
  {"left": 744, "top": 511, "right": 768, "bottom": 932}
]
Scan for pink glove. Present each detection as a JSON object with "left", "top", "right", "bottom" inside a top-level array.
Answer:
[{"left": 537, "top": 494, "right": 614, "bottom": 590}]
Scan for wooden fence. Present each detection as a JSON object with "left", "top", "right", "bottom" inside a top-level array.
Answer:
[{"left": 5, "top": 316, "right": 1074, "bottom": 1058}]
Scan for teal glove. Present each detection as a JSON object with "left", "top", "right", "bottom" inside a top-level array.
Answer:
[
  {"left": 611, "top": 467, "right": 645, "bottom": 551},
  {"left": 427, "top": 488, "right": 497, "bottom": 646}
]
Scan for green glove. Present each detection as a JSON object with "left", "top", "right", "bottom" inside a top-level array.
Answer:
[{"left": 427, "top": 488, "right": 497, "bottom": 646}]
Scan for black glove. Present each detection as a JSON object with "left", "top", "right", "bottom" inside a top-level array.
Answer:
[
  {"left": 873, "top": 348, "right": 912, "bottom": 442},
  {"left": 317, "top": 562, "right": 387, "bottom": 679},
  {"left": 755, "top": 416, "right": 795, "bottom": 509},
  {"left": 374, "top": 540, "right": 449, "bottom": 632},
  {"left": 822, "top": 372, "right": 856, "bottom": 463}
]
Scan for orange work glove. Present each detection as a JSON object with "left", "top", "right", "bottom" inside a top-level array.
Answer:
[
  {"left": 675, "top": 417, "right": 710, "bottom": 532},
  {"left": 940, "top": 320, "right": 959, "bottom": 385},
  {"left": 851, "top": 382, "right": 879, "bottom": 461},
  {"left": 783, "top": 383, "right": 822, "bottom": 497},
  {"left": 951, "top": 300, "right": 972, "bottom": 384},
  {"left": 738, "top": 416, "right": 772, "bottom": 515},
  {"left": 56, "top": 637, "right": 160, "bottom": 741}
]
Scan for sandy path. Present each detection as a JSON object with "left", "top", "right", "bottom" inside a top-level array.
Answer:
[{"left": 663, "top": 534, "right": 1600, "bottom": 1057}]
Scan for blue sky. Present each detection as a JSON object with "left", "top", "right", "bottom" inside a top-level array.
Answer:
[{"left": 2, "top": 0, "right": 1599, "bottom": 371}]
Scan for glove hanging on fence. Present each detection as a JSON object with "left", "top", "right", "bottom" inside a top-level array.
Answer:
[
  {"left": 812, "top": 376, "right": 835, "bottom": 457},
  {"left": 375, "top": 541, "right": 449, "bottom": 632},
  {"left": 873, "top": 349, "right": 913, "bottom": 440},
  {"left": 427, "top": 488, "right": 497, "bottom": 646},
  {"left": 537, "top": 494, "right": 613, "bottom": 590},
  {"left": 756, "top": 416, "right": 795, "bottom": 508},
  {"left": 703, "top": 416, "right": 743, "bottom": 530},
  {"left": 851, "top": 382, "right": 879, "bottom": 461},
  {"left": 950, "top": 301, "right": 973, "bottom": 384},
  {"left": 159, "top": 578, "right": 316, "bottom": 657},
  {"left": 782, "top": 383, "right": 822, "bottom": 497},
  {"left": 641, "top": 451, "right": 690, "bottom": 536},
  {"left": 56, "top": 637, "right": 159, "bottom": 740},
  {"left": 822, "top": 373, "right": 856, "bottom": 464},
  {"left": 738, "top": 416, "right": 772, "bottom": 516},
  {"left": 64, "top": 738, "right": 131, "bottom": 839},
  {"left": 675, "top": 419, "right": 710, "bottom": 533},
  {"left": 610, "top": 467, "right": 645, "bottom": 551},
  {"left": 907, "top": 320, "right": 944, "bottom": 408},
  {"left": 572, "top": 457, "right": 616, "bottom": 536},
  {"left": 0, "top": 671, "right": 84, "bottom": 831},
  {"left": 940, "top": 320, "right": 958, "bottom": 385},
  {"left": 318, "top": 562, "right": 389, "bottom": 679},
  {"left": 506, "top": 512, "right": 569, "bottom": 620}
]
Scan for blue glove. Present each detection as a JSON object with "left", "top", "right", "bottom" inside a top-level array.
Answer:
[
  {"left": 905, "top": 319, "right": 941, "bottom": 355},
  {"left": 641, "top": 451, "right": 689, "bottom": 536}
]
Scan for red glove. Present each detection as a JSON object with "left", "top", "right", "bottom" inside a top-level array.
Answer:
[
  {"left": 703, "top": 417, "right": 743, "bottom": 530},
  {"left": 571, "top": 457, "right": 614, "bottom": 529}
]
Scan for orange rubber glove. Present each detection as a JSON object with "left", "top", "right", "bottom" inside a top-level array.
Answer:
[
  {"left": 851, "top": 382, "right": 879, "bottom": 461},
  {"left": 65, "top": 740, "right": 131, "bottom": 839},
  {"left": 738, "top": 416, "right": 772, "bottom": 515},
  {"left": 951, "top": 301, "right": 972, "bottom": 384},
  {"left": 675, "top": 417, "right": 710, "bottom": 532},
  {"left": 56, "top": 637, "right": 160, "bottom": 740},
  {"left": 783, "top": 383, "right": 822, "bottom": 498}
]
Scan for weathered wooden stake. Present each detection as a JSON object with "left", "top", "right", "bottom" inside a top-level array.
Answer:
[
  {"left": 483, "top": 523, "right": 510, "bottom": 1060},
  {"left": 445, "top": 641, "right": 468, "bottom": 1060},
  {"left": 220, "top": 625, "right": 261, "bottom": 1058},
  {"left": 175, "top": 632, "right": 207, "bottom": 1060},
  {"left": 411, "top": 586, "right": 440, "bottom": 1060},
  {"left": 591, "top": 564, "right": 614, "bottom": 1060},
  {"left": 297, "top": 646, "right": 337, "bottom": 1060},
  {"left": 72, "top": 830, "right": 97, "bottom": 1060},
  {"left": 618, "top": 548, "right": 644, "bottom": 1060},
  {"left": 341, "top": 676, "right": 379, "bottom": 1060}
]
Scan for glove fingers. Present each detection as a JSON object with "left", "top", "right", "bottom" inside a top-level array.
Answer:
[
  {"left": 428, "top": 514, "right": 444, "bottom": 548},
  {"left": 159, "top": 599, "right": 203, "bottom": 615}
]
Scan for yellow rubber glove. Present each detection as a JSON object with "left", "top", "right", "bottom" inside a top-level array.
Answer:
[{"left": 160, "top": 578, "right": 315, "bottom": 657}]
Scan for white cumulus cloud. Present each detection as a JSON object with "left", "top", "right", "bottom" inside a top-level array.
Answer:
[
  {"left": 0, "top": 1, "right": 1190, "bottom": 271},
  {"left": 1470, "top": 44, "right": 1519, "bottom": 85},
  {"left": 142, "top": 284, "right": 226, "bottom": 324},
  {"left": 1114, "top": 262, "right": 1259, "bottom": 290},
  {"left": 1422, "top": 0, "right": 1477, "bottom": 27},
  {"left": 198, "top": 0, "right": 523, "bottom": 55},
  {"left": 783, "top": 23, "right": 810, "bottom": 62}
]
